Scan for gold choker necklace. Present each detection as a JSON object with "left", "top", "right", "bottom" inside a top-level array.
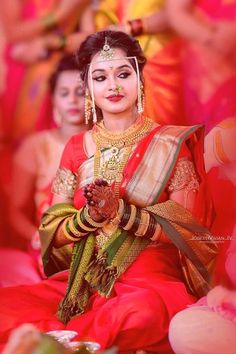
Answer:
[
  {"left": 92, "top": 117, "right": 153, "bottom": 197},
  {"left": 92, "top": 117, "right": 153, "bottom": 149}
]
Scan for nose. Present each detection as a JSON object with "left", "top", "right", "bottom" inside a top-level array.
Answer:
[
  {"left": 108, "top": 75, "right": 118, "bottom": 92},
  {"left": 69, "top": 90, "right": 78, "bottom": 104}
]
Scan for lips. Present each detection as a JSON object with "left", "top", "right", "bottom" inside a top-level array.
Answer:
[
  {"left": 67, "top": 108, "right": 80, "bottom": 115},
  {"left": 106, "top": 95, "right": 124, "bottom": 102}
]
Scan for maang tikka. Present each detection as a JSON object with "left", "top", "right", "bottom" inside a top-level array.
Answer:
[
  {"left": 86, "top": 37, "right": 115, "bottom": 124},
  {"left": 99, "top": 37, "right": 115, "bottom": 60}
]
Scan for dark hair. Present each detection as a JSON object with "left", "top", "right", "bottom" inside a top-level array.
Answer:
[
  {"left": 76, "top": 30, "right": 147, "bottom": 82},
  {"left": 49, "top": 54, "right": 80, "bottom": 93}
]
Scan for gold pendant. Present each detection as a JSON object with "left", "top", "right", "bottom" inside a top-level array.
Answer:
[{"left": 100, "top": 147, "right": 121, "bottom": 183}]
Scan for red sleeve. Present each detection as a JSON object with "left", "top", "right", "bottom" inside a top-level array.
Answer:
[{"left": 59, "top": 132, "right": 87, "bottom": 173}]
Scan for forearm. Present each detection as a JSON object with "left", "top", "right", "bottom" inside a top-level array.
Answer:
[
  {"left": 142, "top": 10, "right": 171, "bottom": 34},
  {"left": 3, "top": 15, "right": 59, "bottom": 44}
]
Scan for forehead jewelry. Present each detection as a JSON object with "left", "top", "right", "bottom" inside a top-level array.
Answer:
[{"left": 99, "top": 37, "right": 115, "bottom": 60}]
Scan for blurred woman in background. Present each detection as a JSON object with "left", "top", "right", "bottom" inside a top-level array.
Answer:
[{"left": 0, "top": 54, "right": 87, "bottom": 286}]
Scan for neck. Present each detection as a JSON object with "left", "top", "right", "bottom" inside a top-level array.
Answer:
[
  {"left": 102, "top": 108, "right": 138, "bottom": 132},
  {"left": 58, "top": 123, "right": 87, "bottom": 143}
]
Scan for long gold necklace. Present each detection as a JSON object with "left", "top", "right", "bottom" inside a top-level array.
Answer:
[{"left": 92, "top": 117, "right": 153, "bottom": 197}]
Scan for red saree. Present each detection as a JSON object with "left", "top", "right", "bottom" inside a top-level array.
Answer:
[{"left": 0, "top": 124, "right": 213, "bottom": 353}]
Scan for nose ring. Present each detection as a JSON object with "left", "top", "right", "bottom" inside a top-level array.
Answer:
[{"left": 114, "top": 84, "right": 123, "bottom": 96}]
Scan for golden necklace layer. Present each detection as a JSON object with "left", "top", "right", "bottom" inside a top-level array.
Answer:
[{"left": 92, "top": 117, "right": 153, "bottom": 197}]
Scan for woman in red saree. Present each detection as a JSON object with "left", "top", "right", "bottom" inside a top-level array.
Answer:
[
  {"left": 0, "top": 54, "right": 87, "bottom": 287},
  {"left": 0, "top": 30, "right": 217, "bottom": 353}
]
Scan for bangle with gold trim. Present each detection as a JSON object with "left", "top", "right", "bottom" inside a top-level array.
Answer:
[{"left": 83, "top": 206, "right": 108, "bottom": 228}]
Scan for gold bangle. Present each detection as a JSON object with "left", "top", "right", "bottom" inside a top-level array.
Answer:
[
  {"left": 83, "top": 206, "right": 108, "bottom": 228},
  {"left": 68, "top": 217, "right": 87, "bottom": 237},
  {"left": 135, "top": 210, "right": 150, "bottom": 237},
  {"left": 62, "top": 219, "right": 80, "bottom": 242},
  {"left": 76, "top": 208, "right": 96, "bottom": 232},
  {"left": 109, "top": 199, "right": 125, "bottom": 226},
  {"left": 150, "top": 223, "right": 162, "bottom": 241},
  {"left": 123, "top": 204, "right": 137, "bottom": 231}
]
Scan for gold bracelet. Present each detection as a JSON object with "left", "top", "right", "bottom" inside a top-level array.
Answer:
[
  {"left": 68, "top": 217, "right": 87, "bottom": 237},
  {"left": 62, "top": 219, "right": 80, "bottom": 242},
  {"left": 76, "top": 208, "right": 96, "bottom": 232},
  {"left": 123, "top": 204, "right": 137, "bottom": 231},
  {"left": 135, "top": 210, "right": 150, "bottom": 237},
  {"left": 83, "top": 206, "right": 108, "bottom": 228}
]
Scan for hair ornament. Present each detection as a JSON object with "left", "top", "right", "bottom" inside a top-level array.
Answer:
[{"left": 99, "top": 37, "right": 115, "bottom": 60}]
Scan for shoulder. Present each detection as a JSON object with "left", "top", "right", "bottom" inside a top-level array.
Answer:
[{"left": 155, "top": 124, "right": 204, "bottom": 139}]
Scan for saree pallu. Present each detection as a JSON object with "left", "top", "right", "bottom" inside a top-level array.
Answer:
[
  {"left": 0, "top": 125, "right": 216, "bottom": 352},
  {"left": 95, "top": 0, "right": 185, "bottom": 125},
  {"left": 0, "top": 0, "right": 81, "bottom": 143}
]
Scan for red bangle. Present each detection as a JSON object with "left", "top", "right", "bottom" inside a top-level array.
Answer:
[{"left": 128, "top": 18, "right": 144, "bottom": 37}]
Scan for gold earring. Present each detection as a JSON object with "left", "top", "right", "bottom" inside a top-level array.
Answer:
[
  {"left": 85, "top": 88, "right": 92, "bottom": 124},
  {"left": 137, "top": 83, "right": 145, "bottom": 114}
]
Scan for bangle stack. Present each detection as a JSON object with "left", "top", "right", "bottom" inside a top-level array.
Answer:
[
  {"left": 120, "top": 202, "right": 161, "bottom": 240},
  {"left": 62, "top": 206, "right": 108, "bottom": 242}
]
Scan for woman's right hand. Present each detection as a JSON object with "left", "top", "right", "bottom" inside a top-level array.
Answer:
[{"left": 83, "top": 179, "right": 119, "bottom": 222}]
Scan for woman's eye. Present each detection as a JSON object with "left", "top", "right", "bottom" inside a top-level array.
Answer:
[
  {"left": 93, "top": 75, "right": 106, "bottom": 82},
  {"left": 60, "top": 91, "right": 69, "bottom": 97},
  {"left": 118, "top": 72, "right": 131, "bottom": 79}
]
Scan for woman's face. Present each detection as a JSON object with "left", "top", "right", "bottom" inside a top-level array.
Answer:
[
  {"left": 53, "top": 70, "right": 85, "bottom": 125},
  {"left": 88, "top": 48, "right": 138, "bottom": 117}
]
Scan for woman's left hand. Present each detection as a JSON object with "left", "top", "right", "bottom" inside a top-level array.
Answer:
[{"left": 83, "top": 179, "right": 119, "bottom": 220}]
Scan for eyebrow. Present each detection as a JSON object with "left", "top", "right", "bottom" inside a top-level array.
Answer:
[{"left": 92, "top": 64, "right": 132, "bottom": 74}]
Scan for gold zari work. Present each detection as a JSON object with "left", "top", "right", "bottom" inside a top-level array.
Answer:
[
  {"left": 52, "top": 167, "right": 77, "bottom": 198},
  {"left": 168, "top": 158, "right": 200, "bottom": 193}
]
